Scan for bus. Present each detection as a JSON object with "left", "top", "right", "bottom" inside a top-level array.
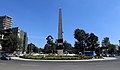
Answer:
[{"left": 84, "top": 51, "right": 97, "bottom": 56}]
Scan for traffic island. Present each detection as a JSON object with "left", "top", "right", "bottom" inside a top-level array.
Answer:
[
  {"left": 11, "top": 56, "right": 117, "bottom": 62},
  {"left": 19, "top": 55, "right": 103, "bottom": 60}
]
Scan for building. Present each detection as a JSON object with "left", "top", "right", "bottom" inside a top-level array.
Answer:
[
  {"left": 0, "top": 15, "right": 12, "bottom": 30},
  {"left": 12, "top": 27, "right": 28, "bottom": 54},
  {"left": 0, "top": 15, "right": 28, "bottom": 54},
  {"left": 0, "top": 27, "right": 28, "bottom": 53}
]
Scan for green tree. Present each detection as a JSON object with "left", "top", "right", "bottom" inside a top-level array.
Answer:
[
  {"left": 2, "top": 34, "right": 19, "bottom": 53},
  {"left": 74, "top": 28, "right": 86, "bottom": 42},
  {"left": 63, "top": 40, "right": 73, "bottom": 51},
  {"left": 27, "top": 43, "right": 39, "bottom": 53},
  {"left": 38, "top": 48, "right": 44, "bottom": 53},
  {"left": 101, "top": 37, "right": 110, "bottom": 54},
  {"left": 74, "top": 28, "right": 100, "bottom": 54},
  {"left": 101, "top": 37, "right": 117, "bottom": 54},
  {"left": 74, "top": 29, "right": 89, "bottom": 54},
  {"left": 74, "top": 42, "right": 81, "bottom": 54},
  {"left": 87, "top": 33, "right": 99, "bottom": 51},
  {"left": 44, "top": 44, "right": 51, "bottom": 53},
  {"left": 102, "top": 37, "right": 110, "bottom": 47},
  {"left": 44, "top": 35, "right": 56, "bottom": 54},
  {"left": 33, "top": 46, "right": 39, "bottom": 53},
  {"left": 74, "top": 28, "right": 86, "bottom": 53},
  {"left": 108, "top": 44, "right": 116, "bottom": 54}
]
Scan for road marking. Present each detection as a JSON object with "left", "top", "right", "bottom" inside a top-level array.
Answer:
[{"left": 21, "top": 64, "right": 40, "bottom": 67}]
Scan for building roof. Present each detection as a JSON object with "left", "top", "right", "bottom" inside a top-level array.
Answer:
[{"left": 0, "top": 15, "right": 12, "bottom": 19}]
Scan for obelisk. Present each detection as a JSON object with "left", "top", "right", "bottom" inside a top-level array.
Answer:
[
  {"left": 58, "top": 8, "right": 63, "bottom": 40},
  {"left": 57, "top": 8, "right": 64, "bottom": 55}
]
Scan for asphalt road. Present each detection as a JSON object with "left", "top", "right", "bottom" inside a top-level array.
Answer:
[{"left": 0, "top": 56, "right": 120, "bottom": 70}]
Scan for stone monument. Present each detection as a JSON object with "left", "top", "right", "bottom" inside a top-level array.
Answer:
[{"left": 57, "top": 8, "right": 64, "bottom": 55}]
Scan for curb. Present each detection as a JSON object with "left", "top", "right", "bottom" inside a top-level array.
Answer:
[{"left": 11, "top": 57, "right": 117, "bottom": 62}]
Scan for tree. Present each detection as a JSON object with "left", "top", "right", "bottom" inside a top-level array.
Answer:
[
  {"left": 74, "top": 28, "right": 86, "bottom": 42},
  {"left": 27, "top": 43, "right": 39, "bottom": 54},
  {"left": 74, "top": 41, "right": 83, "bottom": 54},
  {"left": 101, "top": 37, "right": 117, "bottom": 54},
  {"left": 63, "top": 40, "right": 73, "bottom": 51},
  {"left": 108, "top": 44, "right": 116, "bottom": 54},
  {"left": 87, "top": 33, "right": 99, "bottom": 51},
  {"left": 74, "top": 28, "right": 100, "bottom": 54},
  {"left": 2, "top": 33, "right": 19, "bottom": 53},
  {"left": 74, "top": 28, "right": 86, "bottom": 53},
  {"left": 33, "top": 46, "right": 39, "bottom": 53},
  {"left": 101, "top": 37, "right": 110, "bottom": 53},
  {"left": 44, "top": 35, "right": 56, "bottom": 54},
  {"left": 38, "top": 48, "right": 44, "bottom": 53},
  {"left": 46, "top": 35, "right": 53, "bottom": 44},
  {"left": 102, "top": 37, "right": 110, "bottom": 47}
]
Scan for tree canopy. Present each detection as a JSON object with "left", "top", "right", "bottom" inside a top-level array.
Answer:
[
  {"left": 44, "top": 35, "right": 56, "bottom": 54},
  {"left": 74, "top": 28, "right": 99, "bottom": 53},
  {"left": 27, "top": 43, "right": 39, "bottom": 53},
  {"left": 2, "top": 33, "right": 19, "bottom": 53},
  {"left": 102, "top": 37, "right": 110, "bottom": 47},
  {"left": 63, "top": 40, "right": 73, "bottom": 51}
]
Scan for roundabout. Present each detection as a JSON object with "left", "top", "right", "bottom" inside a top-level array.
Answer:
[
  {"left": 11, "top": 56, "right": 117, "bottom": 62},
  {"left": 0, "top": 56, "right": 119, "bottom": 70}
]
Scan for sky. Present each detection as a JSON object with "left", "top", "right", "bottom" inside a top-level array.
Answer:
[{"left": 0, "top": 0, "right": 120, "bottom": 48}]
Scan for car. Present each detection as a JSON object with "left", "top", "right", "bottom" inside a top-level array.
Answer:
[
  {"left": 0, "top": 54, "right": 11, "bottom": 60},
  {"left": 32, "top": 53, "right": 40, "bottom": 56},
  {"left": 102, "top": 54, "right": 116, "bottom": 57},
  {"left": 102, "top": 54, "right": 110, "bottom": 57},
  {"left": 109, "top": 54, "right": 116, "bottom": 57}
]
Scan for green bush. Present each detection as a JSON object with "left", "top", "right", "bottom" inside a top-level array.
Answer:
[
  {"left": 19, "top": 55, "right": 102, "bottom": 60},
  {"left": 94, "top": 56, "right": 103, "bottom": 59},
  {"left": 46, "top": 55, "right": 79, "bottom": 57},
  {"left": 19, "top": 56, "right": 43, "bottom": 60},
  {"left": 43, "top": 57, "right": 80, "bottom": 60},
  {"left": 83, "top": 56, "right": 93, "bottom": 59}
]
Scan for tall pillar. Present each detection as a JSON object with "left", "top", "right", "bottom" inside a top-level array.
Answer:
[
  {"left": 58, "top": 8, "right": 63, "bottom": 39},
  {"left": 57, "top": 8, "right": 64, "bottom": 55}
]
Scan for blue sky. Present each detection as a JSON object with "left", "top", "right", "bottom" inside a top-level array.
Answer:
[{"left": 0, "top": 0, "right": 120, "bottom": 48}]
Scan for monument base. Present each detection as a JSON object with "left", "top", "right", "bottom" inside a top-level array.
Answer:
[{"left": 57, "top": 49, "right": 63, "bottom": 55}]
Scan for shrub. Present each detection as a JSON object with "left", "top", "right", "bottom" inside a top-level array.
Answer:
[
  {"left": 19, "top": 55, "right": 102, "bottom": 60},
  {"left": 94, "top": 56, "right": 103, "bottom": 59},
  {"left": 83, "top": 56, "right": 93, "bottom": 59}
]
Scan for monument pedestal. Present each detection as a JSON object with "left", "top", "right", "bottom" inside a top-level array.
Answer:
[{"left": 57, "top": 49, "right": 63, "bottom": 55}]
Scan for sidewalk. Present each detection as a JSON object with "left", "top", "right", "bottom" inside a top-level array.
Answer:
[{"left": 11, "top": 57, "right": 117, "bottom": 62}]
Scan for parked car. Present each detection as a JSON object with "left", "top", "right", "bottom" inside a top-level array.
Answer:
[
  {"left": 109, "top": 54, "right": 116, "bottom": 57},
  {"left": 102, "top": 54, "right": 110, "bottom": 57},
  {"left": 0, "top": 54, "right": 11, "bottom": 60},
  {"left": 102, "top": 54, "right": 115, "bottom": 57}
]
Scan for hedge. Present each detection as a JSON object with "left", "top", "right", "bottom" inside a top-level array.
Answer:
[{"left": 19, "top": 55, "right": 101, "bottom": 60}]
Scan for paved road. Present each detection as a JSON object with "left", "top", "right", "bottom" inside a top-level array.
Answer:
[{"left": 0, "top": 56, "right": 120, "bottom": 70}]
